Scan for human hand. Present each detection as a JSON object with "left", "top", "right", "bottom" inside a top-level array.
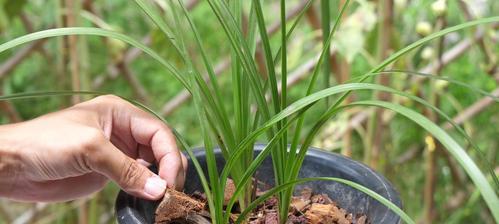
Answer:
[{"left": 0, "top": 95, "right": 187, "bottom": 202}]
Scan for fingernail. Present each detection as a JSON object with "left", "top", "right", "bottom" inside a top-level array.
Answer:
[{"left": 144, "top": 176, "right": 167, "bottom": 198}]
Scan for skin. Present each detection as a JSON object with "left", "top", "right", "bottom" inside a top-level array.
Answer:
[{"left": 0, "top": 95, "right": 187, "bottom": 202}]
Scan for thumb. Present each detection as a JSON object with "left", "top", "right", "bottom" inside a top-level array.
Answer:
[{"left": 90, "top": 141, "right": 167, "bottom": 200}]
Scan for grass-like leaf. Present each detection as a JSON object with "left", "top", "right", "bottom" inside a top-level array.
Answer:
[
  {"left": 348, "top": 100, "right": 499, "bottom": 222},
  {"left": 0, "top": 27, "right": 190, "bottom": 89}
]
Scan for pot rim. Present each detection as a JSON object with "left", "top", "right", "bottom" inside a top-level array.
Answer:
[{"left": 116, "top": 144, "right": 402, "bottom": 224}]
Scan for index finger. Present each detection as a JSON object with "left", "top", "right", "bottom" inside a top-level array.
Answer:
[{"left": 102, "top": 96, "right": 185, "bottom": 189}]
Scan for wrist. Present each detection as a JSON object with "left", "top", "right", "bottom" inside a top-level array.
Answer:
[{"left": 0, "top": 124, "right": 23, "bottom": 196}]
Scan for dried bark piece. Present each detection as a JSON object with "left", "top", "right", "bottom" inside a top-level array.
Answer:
[
  {"left": 249, "top": 211, "right": 265, "bottom": 224},
  {"left": 345, "top": 213, "right": 353, "bottom": 222},
  {"left": 264, "top": 211, "right": 279, "bottom": 224},
  {"left": 310, "top": 194, "right": 333, "bottom": 205},
  {"left": 299, "top": 188, "right": 313, "bottom": 200},
  {"left": 155, "top": 183, "right": 368, "bottom": 224},
  {"left": 155, "top": 188, "right": 205, "bottom": 224},
  {"left": 290, "top": 197, "right": 311, "bottom": 212},
  {"left": 264, "top": 197, "right": 279, "bottom": 210},
  {"left": 304, "top": 203, "right": 350, "bottom": 224},
  {"left": 286, "top": 214, "right": 308, "bottom": 224},
  {"left": 355, "top": 215, "right": 367, "bottom": 224},
  {"left": 224, "top": 179, "right": 236, "bottom": 206}
]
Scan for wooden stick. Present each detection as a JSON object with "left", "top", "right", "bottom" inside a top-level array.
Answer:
[
  {"left": 92, "top": 36, "right": 152, "bottom": 89},
  {"left": 116, "top": 61, "right": 150, "bottom": 104},
  {"left": 0, "top": 99, "right": 22, "bottom": 122},
  {"left": 0, "top": 40, "right": 46, "bottom": 80},
  {"left": 442, "top": 87, "right": 499, "bottom": 129}
]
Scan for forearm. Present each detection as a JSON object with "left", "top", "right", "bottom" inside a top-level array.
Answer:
[{"left": 0, "top": 124, "right": 23, "bottom": 196}]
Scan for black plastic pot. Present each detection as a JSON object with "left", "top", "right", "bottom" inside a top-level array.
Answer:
[{"left": 116, "top": 144, "right": 402, "bottom": 223}]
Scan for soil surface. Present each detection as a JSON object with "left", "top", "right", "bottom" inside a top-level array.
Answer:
[{"left": 155, "top": 181, "right": 368, "bottom": 224}]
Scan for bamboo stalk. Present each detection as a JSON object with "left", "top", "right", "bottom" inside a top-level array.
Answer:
[
  {"left": 65, "top": 0, "right": 82, "bottom": 104},
  {"left": 337, "top": 0, "right": 353, "bottom": 157},
  {"left": 368, "top": 0, "right": 394, "bottom": 169},
  {"left": 62, "top": 1, "right": 86, "bottom": 221},
  {"left": 423, "top": 13, "right": 447, "bottom": 223}
]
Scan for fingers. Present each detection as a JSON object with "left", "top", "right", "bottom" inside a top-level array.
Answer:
[
  {"left": 137, "top": 144, "right": 155, "bottom": 165},
  {"left": 115, "top": 101, "right": 184, "bottom": 189},
  {"left": 137, "top": 145, "right": 187, "bottom": 190},
  {"left": 90, "top": 95, "right": 186, "bottom": 190},
  {"left": 89, "top": 140, "right": 166, "bottom": 200}
]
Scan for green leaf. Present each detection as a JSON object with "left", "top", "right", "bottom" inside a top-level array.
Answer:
[
  {"left": 367, "top": 70, "right": 499, "bottom": 101},
  {"left": 348, "top": 100, "right": 499, "bottom": 222},
  {"left": 0, "top": 90, "right": 104, "bottom": 101},
  {"left": 288, "top": 0, "right": 350, "bottom": 175},
  {"left": 367, "top": 16, "right": 499, "bottom": 75},
  {"left": 331, "top": 70, "right": 499, "bottom": 188},
  {"left": 0, "top": 27, "right": 190, "bottom": 89},
  {"left": 223, "top": 81, "right": 499, "bottom": 220},
  {"left": 133, "top": 0, "right": 185, "bottom": 60}
]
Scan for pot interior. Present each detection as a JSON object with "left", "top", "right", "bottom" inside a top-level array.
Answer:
[{"left": 116, "top": 144, "right": 402, "bottom": 224}]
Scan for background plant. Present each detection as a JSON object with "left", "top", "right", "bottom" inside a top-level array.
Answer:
[{"left": 0, "top": 0, "right": 498, "bottom": 224}]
